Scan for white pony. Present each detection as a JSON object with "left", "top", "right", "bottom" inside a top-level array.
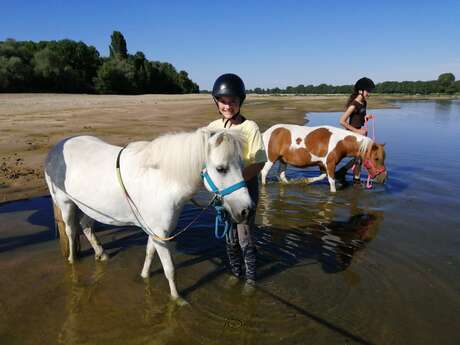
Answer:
[{"left": 44, "top": 128, "right": 253, "bottom": 301}]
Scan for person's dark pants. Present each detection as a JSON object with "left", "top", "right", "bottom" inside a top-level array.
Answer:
[
  {"left": 336, "top": 157, "right": 362, "bottom": 181},
  {"left": 225, "top": 176, "right": 259, "bottom": 283}
]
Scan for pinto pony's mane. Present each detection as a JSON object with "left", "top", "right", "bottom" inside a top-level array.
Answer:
[
  {"left": 128, "top": 128, "right": 243, "bottom": 188},
  {"left": 358, "top": 135, "right": 374, "bottom": 157}
]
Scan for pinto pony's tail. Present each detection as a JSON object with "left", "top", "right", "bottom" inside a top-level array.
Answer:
[{"left": 51, "top": 201, "right": 81, "bottom": 260}]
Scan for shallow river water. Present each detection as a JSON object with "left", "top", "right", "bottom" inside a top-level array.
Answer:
[{"left": 1, "top": 100, "right": 459, "bottom": 345}]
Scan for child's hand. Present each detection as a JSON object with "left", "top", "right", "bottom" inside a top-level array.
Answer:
[
  {"left": 357, "top": 127, "right": 368, "bottom": 136},
  {"left": 365, "top": 114, "right": 374, "bottom": 121}
]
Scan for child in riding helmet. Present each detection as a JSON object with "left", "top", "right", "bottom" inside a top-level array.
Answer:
[
  {"left": 336, "top": 77, "right": 375, "bottom": 184},
  {"left": 207, "top": 73, "right": 267, "bottom": 291}
]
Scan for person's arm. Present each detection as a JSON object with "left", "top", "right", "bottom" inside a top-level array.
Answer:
[
  {"left": 242, "top": 122, "right": 267, "bottom": 181},
  {"left": 340, "top": 105, "right": 367, "bottom": 135},
  {"left": 243, "top": 162, "right": 265, "bottom": 181}
]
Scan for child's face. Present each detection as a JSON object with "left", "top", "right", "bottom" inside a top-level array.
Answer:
[
  {"left": 216, "top": 96, "right": 241, "bottom": 119},
  {"left": 360, "top": 90, "right": 370, "bottom": 99}
]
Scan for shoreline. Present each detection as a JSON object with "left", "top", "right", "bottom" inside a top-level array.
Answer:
[{"left": 1, "top": 93, "right": 457, "bottom": 203}]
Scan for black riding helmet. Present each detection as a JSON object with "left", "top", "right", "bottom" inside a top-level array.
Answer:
[
  {"left": 212, "top": 73, "right": 246, "bottom": 105},
  {"left": 354, "top": 77, "right": 375, "bottom": 92}
]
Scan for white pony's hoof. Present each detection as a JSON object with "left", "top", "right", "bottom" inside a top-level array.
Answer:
[
  {"left": 95, "top": 252, "right": 109, "bottom": 261},
  {"left": 172, "top": 296, "right": 189, "bottom": 307},
  {"left": 141, "top": 272, "right": 150, "bottom": 279},
  {"left": 68, "top": 257, "right": 75, "bottom": 264}
]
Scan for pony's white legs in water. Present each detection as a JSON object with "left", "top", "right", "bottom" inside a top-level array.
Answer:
[
  {"left": 154, "top": 241, "right": 179, "bottom": 300},
  {"left": 141, "top": 236, "right": 157, "bottom": 278},
  {"left": 304, "top": 173, "right": 327, "bottom": 184},
  {"left": 326, "top": 161, "right": 338, "bottom": 192},
  {"left": 55, "top": 194, "right": 79, "bottom": 263},
  {"left": 279, "top": 162, "right": 289, "bottom": 183},
  {"left": 80, "top": 214, "right": 108, "bottom": 261},
  {"left": 327, "top": 175, "right": 337, "bottom": 193},
  {"left": 260, "top": 160, "right": 274, "bottom": 184}
]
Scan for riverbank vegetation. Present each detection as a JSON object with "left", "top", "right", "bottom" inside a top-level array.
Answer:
[
  {"left": 247, "top": 73, "right": 460, "bottom": 95},
  {"left": 0, "top": 31, "right": 199, "bottom": 94}
]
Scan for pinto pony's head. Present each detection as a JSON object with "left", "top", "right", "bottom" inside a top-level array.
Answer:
[{"left": 365, "top": 143, "right": 387, "bottom": 184}]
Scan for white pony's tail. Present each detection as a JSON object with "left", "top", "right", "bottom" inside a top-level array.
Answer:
[{"left": 45, "top": 172, "right": 81, "bottom": 259}]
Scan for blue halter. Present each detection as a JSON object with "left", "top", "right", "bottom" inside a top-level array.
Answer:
[{"left": 201, "top": 169, "right": 247, "bottom": 239}]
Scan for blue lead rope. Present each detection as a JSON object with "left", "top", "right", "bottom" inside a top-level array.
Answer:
[
  {"left": 201, "top": 170, "right": 247, "bottom": 239},
  {"left": 213, "top": 202, "right": 231, "bottom": 239}
]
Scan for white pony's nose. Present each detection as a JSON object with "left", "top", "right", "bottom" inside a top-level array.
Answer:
[
  {"left": 240, "top": 206, "right": 251, "bottom": 219},
  {"left": 239, "top": 203, "right": 255, "bottom": 223}
]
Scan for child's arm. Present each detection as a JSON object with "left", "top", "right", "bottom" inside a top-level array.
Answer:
[{"left": 243, "top": 163, "right": 265, "bottom": 181}]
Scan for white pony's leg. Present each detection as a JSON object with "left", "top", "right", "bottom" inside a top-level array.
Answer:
[
  {"left": 80, "top": 214, "right": 108, "bottom": 261},
  {"left": 141, "top": 236, "right": 157, "bottom": 278},
  {"left": 260, "top": 160, "right": 274, "bottom": 185},
  {"left": 58, "top": 199, "right": 79, "bottom": 263},
  {"left": 304, "top": 173, "right": 327, "bottom": 184},
  {"left": 154, "top": 241, "right": 179, "bottom": 299},
  {"left": 279, "top": 162, "right": 289, "bottom": 183}
]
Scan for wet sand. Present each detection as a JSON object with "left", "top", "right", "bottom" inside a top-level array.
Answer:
[{"left": 0, "top": 93, "right": 394, "bottom": 203}]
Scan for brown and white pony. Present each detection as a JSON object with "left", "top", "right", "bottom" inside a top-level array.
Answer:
[{"left": 260, "top": 124, "right": 387, "bottom": 192}]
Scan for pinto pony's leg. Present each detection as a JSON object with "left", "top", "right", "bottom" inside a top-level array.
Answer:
[
  {"left": 353, "top": 158, "right": 362, "bottom": 180},
  {"left": 260, "top": 160, "right": 274, "bottom": 185},
  {"left": 278, "top": 162, "right": 289, "bottom": 183},
  {"left": 141, "top": 236, "right": 157, "bottom": 278},
  {"left": 304, "top": 173, "right": 327, "bottom": 185},
  {"left": 153, "top": 241, "right": 179, "bottom": 299},
  {"left": 80, "top": 214, "right": 108, "bottom": 261},
  {"left": 326, "top": 158, "right": 339, "bottom": 193},
  {"left": 327, "top": 175, "right": 337, "bottom": 193}
]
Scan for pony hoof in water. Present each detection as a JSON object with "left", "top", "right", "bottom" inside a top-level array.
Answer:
[
  {"left": 95, "top": 252, "right": 109, "bottom": 261},
  {"left": 172, "top": 296, "right": 189, "bottom": 307}
]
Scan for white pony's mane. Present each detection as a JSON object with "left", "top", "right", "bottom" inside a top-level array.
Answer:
[{"left": 128, "top": 128, "right": 243, "bottom": 188}]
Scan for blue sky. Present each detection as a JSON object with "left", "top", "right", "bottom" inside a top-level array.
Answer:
[{"left": 2, "top": 0, "right": 459, "bottom": 89}]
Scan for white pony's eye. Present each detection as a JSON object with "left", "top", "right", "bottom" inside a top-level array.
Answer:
[{"left": 216, "top": 166, "right": 228, "bottom": 174}]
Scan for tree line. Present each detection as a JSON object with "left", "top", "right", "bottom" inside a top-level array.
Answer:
[
  {"left": 248, "top": 73, "right": 460, "bottom": 95},
  {"left": 0, "top": 31, "right": 199, "bottom": 94}
]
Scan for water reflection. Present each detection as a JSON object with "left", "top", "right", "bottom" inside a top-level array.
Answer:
[
  {"left": 257, "top": 183, "right": 383, "bottom": 278},
  {"left": 59, "top": 264, "right": 106, "bottom": 345}
]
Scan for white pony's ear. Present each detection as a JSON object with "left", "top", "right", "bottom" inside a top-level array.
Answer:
[{"left": 213, "top": 131, "right": 226, "bottom": 147}]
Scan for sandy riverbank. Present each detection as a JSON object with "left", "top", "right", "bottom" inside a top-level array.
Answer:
[{"left": 0, "top": 93, "right": 408, "bottom": 202}]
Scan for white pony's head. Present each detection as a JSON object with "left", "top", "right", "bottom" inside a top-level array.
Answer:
[{"left": 204, "top": 130, "right": 254, "bottom": 224}]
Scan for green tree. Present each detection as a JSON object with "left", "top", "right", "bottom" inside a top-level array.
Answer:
[
  {"left": 109, "top": 31, "right": 128, "bottom": 59},
  {"left": 437, "top": 73, "right": 455, "bottom": 93},
  {"left": 94, "top": 58, "right": 136, "bottom": 94}
]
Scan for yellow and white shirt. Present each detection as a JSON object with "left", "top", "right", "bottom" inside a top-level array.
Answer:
[{"left": 207, "top": 118, "right": 267, "bottom": 168}]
